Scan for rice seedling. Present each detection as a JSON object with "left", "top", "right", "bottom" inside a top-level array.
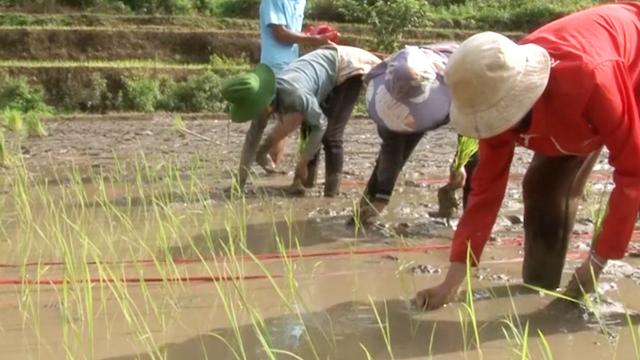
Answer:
[
  {"left": 452, "top": 136, "right": 479, "bottom": 173},
  {"left": 0, "top": 128, "right": 7, "bottom": 166},
  {"left": 3, "top": 108, "right": 23, "bottom": 133},
  {"left": 459, "top": 245, "right": 482, "bottom": 356},
  {"left": 537, "top": 330, "right": 554, "bottom": 360},
  {"left": 173, "top": 114, "right": 187, "bottom": 135},
  {"left": 625, "top": 309, "right": 640, "bottom": 359},
  {"left": 369, "top": 297, "right": 395, "bottom": 360},
  {"left": 25, "top": 112, "right": 47, "bottom": 137}
]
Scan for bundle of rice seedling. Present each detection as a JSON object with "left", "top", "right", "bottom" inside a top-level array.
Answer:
[
  {"left": 453, "top": 136, "right": 479, "bottom": 172},
  {"left": 0, "top": 129, "right": 6, "bottom": 166},
  {"left": 25, "top": 112, "right": 47, "bottom": 137},
  {"left": 173, "top": 115, "right": 187, "bottom": 136},
  {"left": 3, "top": 109, "right": 23, "bottom": 133}
]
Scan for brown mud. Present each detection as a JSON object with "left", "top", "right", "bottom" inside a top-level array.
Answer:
[{"left": 0, "top": 115, "right": 638, "bottom": 359}]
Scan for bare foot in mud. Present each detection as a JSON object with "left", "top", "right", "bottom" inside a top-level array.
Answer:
[
  {"left": 347, "top": 200, "right": 385, "bottom": 227},
  {"left": 285, "top": 180, "right": 306, "bottom": 197}
]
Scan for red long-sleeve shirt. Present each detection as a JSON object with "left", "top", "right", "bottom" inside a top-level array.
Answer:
[{"left": 451, "top": 2, "right": 640, "bottom": 264}]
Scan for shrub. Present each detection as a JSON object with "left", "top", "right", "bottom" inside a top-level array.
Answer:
[
  {"left": 161, "top": 71, "right": 224, "bottom": 112},
  {"left": 216, "top": 0, "right": 260, "bottom": 18},
  {"left": 124, "top": 76, "right": 161, "bottom": 112},
  {"left": 194, "top": 0, "right": 216, "bottom": 15},
  {"left": 326, "top": 0, "right": 426, "bottom": 51},
  {"left": 59, "top": 72, "right": 110, "bottom": 113},
  {"left": 118, "top": 0, "right": 192, "bottom": 14},
  {"left": 0, "top": 78, "right": 52, "bottom": 114},
  {"left": 306, "top": 0, "right": 349, "bottom": 22}
]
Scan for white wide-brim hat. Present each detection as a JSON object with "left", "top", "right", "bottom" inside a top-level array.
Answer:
[
  {"left": 365, "top": 45, "right": 455, "bottom": 133},
  {"left": 446, "top": 32, "right": 551, "bottom": 139}
]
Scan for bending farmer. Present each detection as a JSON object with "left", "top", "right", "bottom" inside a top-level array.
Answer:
[
  {"left": 221, "top": 45, "right": 380, "bottom": 196},
  {"left": 417, "top": 2, "right": 640, "bottom": 310},
  {"left": 349, "top": 44, "right": 458, "bottom": 225}
]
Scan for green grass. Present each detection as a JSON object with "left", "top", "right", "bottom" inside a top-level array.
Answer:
[{"left": 0, "top": 59, "right": 210, "bottom": 70}]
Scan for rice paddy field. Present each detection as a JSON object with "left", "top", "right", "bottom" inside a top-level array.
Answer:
[{"left": 2, "top": 3, "right": 640, "bottom": 359}]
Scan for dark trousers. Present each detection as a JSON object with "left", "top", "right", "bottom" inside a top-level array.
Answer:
[
  {"left": 464, "top": 148, "right": 601, "bottom": 289},
  {"left": 364, "top": 127, "right": 425, "bottom": 203},
  {"left": 462, "top": 151, "right": 479, "bottom": 209},
  {"left": 302, "top": 75, "right": 363, "bottom": 193}
]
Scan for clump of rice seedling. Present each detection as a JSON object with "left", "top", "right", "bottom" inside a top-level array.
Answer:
[
  {"left": 3, "top": 109, "right": 23, "bottom": 133},
  {"left": 25, "top": 112, "right": 47, "bottom": 137},
  {"left": 435, "top": 136, "right": 480, "bottom": 220},
  {"left": 173, "top": 115, "right": 187, "bottom": 135},
  {"left": 453, "top": 136, "right": 479, "bottom": 172},
  {"left": 0, "top": 128, "right": 6, "bottom": 166}
]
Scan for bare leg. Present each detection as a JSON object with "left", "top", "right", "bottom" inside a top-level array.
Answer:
[
  {"left": 256, "top": 114, "right": 302, "bottom": 172},
  {"left": 269, "top": 138, "right": 288, "bottom": 166},
  {"left": 522, "top": 149, "right": 601, "bottom": 289}
]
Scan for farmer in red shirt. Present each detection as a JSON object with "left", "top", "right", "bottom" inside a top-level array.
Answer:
[{"left": 416, "top": 2, "right": 640, "bottom": 310}]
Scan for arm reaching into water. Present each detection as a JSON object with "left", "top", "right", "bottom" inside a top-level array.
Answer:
[{"left": 417, "top": 135, "right": 515, "bottom": 310}]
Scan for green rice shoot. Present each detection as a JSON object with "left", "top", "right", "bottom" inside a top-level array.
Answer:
[
  {"left": 25, "top": 112, "right": 47, "bottom": 137},
  {"left": 3, "top": 109, "right": 23, "bottom": 133},
  {"left": 0, "top": 128, "right": 6, "bottom": 165},
  {"left": 453, "top": 136, "right": 479, "bottom": 172},
  {"left": 173, "top": 115, "right": 187, "bottom": 134}
]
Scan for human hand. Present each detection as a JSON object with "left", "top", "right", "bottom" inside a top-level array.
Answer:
[
  {"left": 415, "top": 283, "right": 458, "bottom": 311},
  {"left": 448, "top": 167, "right": 466, "bottom": 190},
  {"left": 312, "top": 33, "right": 334, "bottom": 46},
  {"left": 415, "top": 262, "right": 466, "bottom": 311},
  {"left": 256, "top": 152, "right": 286, "bottom": 175}
]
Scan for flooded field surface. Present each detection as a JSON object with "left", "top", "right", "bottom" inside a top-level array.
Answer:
[{"left": 0, "top": 115, "right": 638, "bottom": 359}]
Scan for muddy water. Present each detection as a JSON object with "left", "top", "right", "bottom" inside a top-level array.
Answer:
[{"left": 0, "top": 116, "right": 638, "bottom": 359}]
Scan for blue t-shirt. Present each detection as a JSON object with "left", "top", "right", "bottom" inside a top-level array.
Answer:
[{"left": 259, "top": 0, "right": 306, "bottom": 74}]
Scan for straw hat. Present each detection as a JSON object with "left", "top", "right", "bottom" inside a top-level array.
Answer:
[
  {"left": 446, "top": 32, "right": 551, "bottom": 139},
  {"left": 365, "top": 46, "right": 453, "bottom": 133}
]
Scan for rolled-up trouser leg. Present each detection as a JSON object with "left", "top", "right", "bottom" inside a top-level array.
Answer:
[
  {"left": 321, "top": 76, "right": 363, "bottom": 197},
  {"left": 300, "top": 123, "right": 320, "bottom": 188},
  {"left": 522, "top": 149, "right": 601, "bottom": 289}
]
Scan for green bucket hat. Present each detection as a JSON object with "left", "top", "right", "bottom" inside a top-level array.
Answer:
[{"left": 221, "top": 64, "right": 276, "bottom": 123}]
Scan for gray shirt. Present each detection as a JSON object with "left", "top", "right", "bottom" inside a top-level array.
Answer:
[{"left": 238, "top": 48, "right": 338, "bottom": 187}]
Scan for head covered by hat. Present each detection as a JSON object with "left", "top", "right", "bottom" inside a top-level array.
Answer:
[
  {"left": 365, "top": 44, "right": 456, "bottom": 133},
  {"left": 445, "top": 32, "right": 551, "bottom": 139},
  {"left": 221, "top": 64, "right": 277, "bottom": 123}
]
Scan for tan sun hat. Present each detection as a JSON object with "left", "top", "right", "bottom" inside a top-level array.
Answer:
[{"left": 445, "top": 32, "right": 551, "bottom": 139}]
